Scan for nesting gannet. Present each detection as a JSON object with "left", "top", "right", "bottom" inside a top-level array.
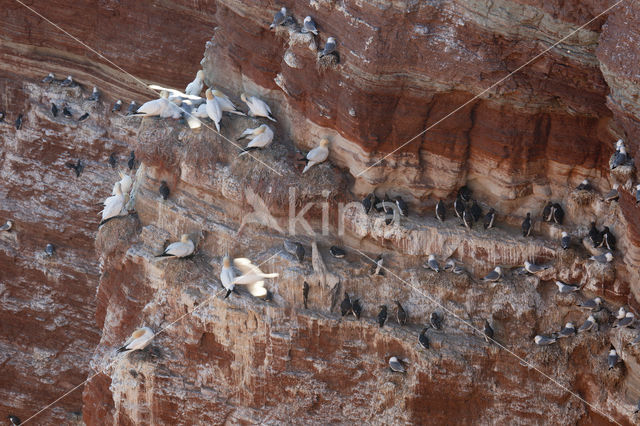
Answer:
[
  {"left": 220, "top": 255, "right": 236, "bottom": 298},
  {"left": 303, "top": 281, "right": 309, "bottom": 309},
  {"left": 78, "top": 112, "right": 89, "bottom": 122},
  {"left": 302, "top": 138, "right": 330, "bottom": 173},
  {"left": 389, "top": 356, "right": 406, "bottom": 373},
  {"left": 212, "top": 89, "right": 245, "bottom": 115},
  {"left": 377, "top": 305, "right": 387, "bottom": 327},
  {"left": 155, "top": 234, "right": 195, "bottom": 259},
  {"left": 133, "top": 91, "right": 170, "bottom": 117},
  {"left": 534, "top": 335, "right": 557, "bottom": 346},
  {"left": 8, "top": 415, "right": 21, "bottom": 425},
  {"left": 555, "top": 281, "right": 579, "bottom": 293},
  {"left": 435, "top": 200, "right": 446, "bottom": 222},
  {"left": 204, "top": 89, "right": 222, "bottom": 132},
  {"left": 100, "top": 182, "right": 126, "bottom": 226},
  {"left": 425, "top": 254, "right": 440, "bottom": 272},
  {"left": 576, "top": 179, "right": 592, "bottom": 191},
  {"left": 51, "top": 103, "right": 58, "bottom": 117},
  {"left": 232, "top": 257, "right": 279, "bottom": 299},
  {"left": 15, "top": 114, "right": 23, "bottom": 130},
  {"left": 61, "top": 75, "right": 73, "bottom": 87},
  {"left": 561, "top": 232, "right": 570, "bottom": 250},
  {"left": 185, "top": 70, "right": 205, "bottom": 96},
  {"left": 128, "top": 151, "right": 136, "bottom": 170},
  {"left": 430, "top": 312, "right": 442, "bottom": 330},
  {"left": 42, "top": 72, "right": 55, "bottom": 83},
  {"left": 302, "top": 16, "right": 318, "bottom": 35},
  {"left": 88, "top": 86, "right": 100, "bottom": 101},
  {"left": 523, "top": 261, "right": 548, "bottom": 274},
  {"left": 320, "top": 37, "right": 337, "bottom": 57},
  {"left": 62, "top": 106, "right": 72, "bottom": 118},
  {"left": 329, "top": 246, "right": 346, "bottom": 258},
  {"left": 481, "top": 266, "right": 502, "bottom": 282},
  {"left": 352, "top": 298, "right": 362, "bottom": 319},
  {"left": 542, "top": 202, "right": 553, "bottom": 222},
  {"left": 577, "top": 297, "right": 602, "bottom": 311},
  {"left": 0, "top": 111, "right": 4, "bottom": 122},
  {"left": 240, "top": 93, "right": 277, "bottom": 122},
  {"left": 608, "top": 346, "right": 619, "bottom": 369},
  {"left": 522, "top": 213, "right": 532, "bottom": 237},
  {"left": 483, "top": 320, "right": 494, "bottom": 343},
  {"left": 65, "top": 159, "right": 83, "bottom": 178},
  {"left": 193, "top": 103, "right": 208, "bottom": 119},
  {"left": 237, "top": 124, "right": 274, "bottom": 155},
  {"left": 578, "top": 315, "right": 596, "bottom": 333},
  {"left": 113, "top": 171, "right": 133, "bottom": 195},
  {"left": 557, "top": 322, "right": 576, "bottom": 338},
  {"left": 340, "top": 292, "right": 352, "bottom": 316},
  {"left": 270, "top": 7, "right": 287, "bottom": 29},
  {"left": 395, "top": 301, "right": 407, "bottom": 326},
  {"left": 372, "top": 254, "right": 384, "bottom": 276},
  {"left": 419, "top": 327, "right": 430, "bottom": 349},
  {"left": 590, "top": 252, "right": 613, "bottom": 263},
  {"left": 603, "top": 184, "right": 619, "bottom": 202},
  {"left": 454, "top": 195, "right": 465, "bottom": 218},
  {"left": 158, "top": 181, "right": 170, "bottom": 200},
  {"left": 615, "top": 312, "right": 635, "bottom": 328},
  {"left": 116, "top": 327, "right": 155, "bottom": 353},
  {"left": 0, "top": 220, "right": 12, "bottom": 232},
  {"left": 126, "top": 101, "right": 138, "bottom": 115},
  {"left": 483, "top": 208, "right": 495, "bottom": 229},
  {"left": 45, "top": 243, "right": 55, "bottom": 257},
  {"left": 395, "top": 197, "right": 408, "bottom": 217},
  {"left": 112, "top": 99, "right": 122, "bottom": 113}
]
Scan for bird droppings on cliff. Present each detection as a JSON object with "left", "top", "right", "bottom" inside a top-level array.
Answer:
[
  {"left": 60, "top": 75, "right": 74, "bottom": 87},
  {"left": 578, "top": 297, "right": 602, "bottom": 311},
  {"left": 534, "top": 335, "right": 557, "bottom": 346},
  {"left": 371, "top": 254, "right": 384, "bottom": 276},
  {"left": 389, "top": 357, "right": 406, "bottom": 373},
  {"left": 482, "top": 266, "right": 502, "bottom": 282},
  {"left": 561, "top": 232, "right": 571, "bottom": 250},
  {"left": 204, "top": 88, "right": 222, "bottom": 132},
  {"left": 270, "top": 7, "right": 287, "bottom": 29},
  {"left": 7, "top": 415, "right": 21, "bottom": 425},
  {"left": 522, "top": 213, "right": 532, "bottom": 237},
  {"left": 185, "top": 70, "right": 205, "bottom": 96},
  {"left": 555, "top": 281, "right": 579, "bottom": 293},
  {"left": 51, "top": 103, "right": 58, "bottom": 117},
  {"left": 396, "top": 301, "right": 408, "bottom": 326},
  {"left": 45, "top": 243, "right": 55, "bottom": 257},
  {"left": 15, "top": 114, "right": 23, "bottom": 130},
  {"left": 126, "top": 101, "right": 138, "bottom": 115},
  {"left": 430, "top": 312, "right": 442, "bottom": 330},
  {"left": 608, "top": 346, "right": 620, "bottom": 370},
  {"left": 159, "top": 181, "right": 170, "bottom": 200},
  {"left": 302, "top": 281, "right": 309, "bottom": 309},
  {"left": 62, "top": 106, "right": 72, "bottom": 118},
  {"left": 424, "top": 254, "right": 440, "bottom": 272},
  {"left": 557, "top": 322, "right": 576, "bottom": 338},
  {"left": 576, "top": 179, "right": 593, "bottom": 191},
  {"left": 65, "top": 159, "right": 83, "bottom": 178},
  {"left": 302, "top": 138, "right": 330, "bottom": 174},
  {"left": 302, "top": 16, "right": 318, "bottom": 35},
  {"left": 116, "top": 327, "right": 155, "bottom": 354},
  {"left": 240, "top": 93, "right": 277, "bottom": 122},
  {"left": 232, "top": 257, "right": 278, "bottom": 299},
  {"left": 340, "top": 292, "right": 352, "bottom": 316},
  {"left": 483, "top": 208, "right": 495, "bottom": 229},
  {"left": 377, "top": 305, "right": 388, "bottom": 327},
  {"left": 615, "top": 312, "right": 635, "bottom": 328},
  {"left": 112, "top": 99, "right": 122, "bottom": 113},
  {"left": 42, "top": 72, "right": 54, "bottom": 83},
  {"left": 419, "top": 327, "right": 430, "bottom": 349},
  {"left": 523, "top": 261, "right": 548, "bottom": 275},
  {"left": 590, "top": 252, "right": 613, "bottom": 264},
  {"left": 329, "top": 245, "right": 345, "bottom": 258},
  {"left": 127, "top": 151, "right": 136, "bottom": 170},
  {"left": 579, "top": 315, "right": 596, "bottom": 333},
  {"left": 435, "top": 200, "right": 446, "bottom": 222},
  {"left": 155, "top": 234, "right": 195, "bottom": 259},
  {"left": 220, "top": 255, "right": 236, "bottom": 298},
  {"left": 88, "top": 86, "right": 100, "bottom": 101},
  {"left": 78, "top": 112, "right": 89, "bottom": 122},
  {"left": 237, "top": 124, "right": 274, "bottom": 155},
  {"left": 0, "top": 220, "right": 12, "bottom": 232}
]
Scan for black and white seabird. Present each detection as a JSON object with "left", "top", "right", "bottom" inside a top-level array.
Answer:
[
  {"left": 561, "top": 232, "right": 571, "bottom": 250},
  {"left": 126, "top": 101, "right": 138, "bottom": 115},
  {"left": 599, "top": 226, "right": 616, "bottom": 251},
  {"left": 524, "top": 261, "right": 548, "bottom": 274},
  {"left": 45, "top": 243, "right": 55, "bottom": 257},
  {"left": 534, "top": 334, "right": 557, "bottom": 346},
  {"left": 15, "top": 114, "right": 23, "bottom": 130},
  {"left": 329, "top": 246, "right": 346, "bottom": 258},
  {"left": 127, "top": 151, "right": 136, "bottom": 170},
  {"left": 425, "top": 254, "right": 440, "bottom": 272},
  {"left": 112, "top": 99, "right": 123, "bottom": 113},
  {"left": 481, "top": 266, "right": 502, "bottom": 282},
  {"left": 8, "top": 415, "right": 21, "bottom": 425},
  {"left": 63, "top": 106, "right": 72, "bottom": 118},
  {"left": 435, "top": 200, "right": 446, "bottom": 222},
  {"left": 270, "top": 7, "right": 287, "bottom": 29},
  {"left": 458, "top": 186, "right": 472, "bottom": 202},
  {"left": 590, "top": 252, "right": 613, "bottom": 264},
  {"left": 352, "top": 298, "right": 362, "bottom": 319},
  {"left": 552, "top": 203, "right": 564, "bottom": 224},
  {"left": 372, "top": 254, "right": 384, "bottom": 276},
  {"left": 470, "top": 200, "right": 482, "bottom": 222},
  {"left": 65, "top": 159, "right": 83, "bottom": 177},
  {"left": 454, "top": 195, "right": 465, "bottom": 219},
  {"left": 320, "top": 37, "right": 337, "bottom": 57},
  {"left": 611, "top": 146, "right": 629, "bottom": 169},
  {"left": 159, "top": 181, "right": 170, "bottom": 200},
  {"left": 615, "top": 312, "right": 635, "bottom": 328},
  {"left": 577, "top": 297, "right": 602, "bottom": 311},
  {"left": 302, "top": 16, "right": 318, "bottom": 35},
  {"left": 108, "top": 152, "right": 117, "bottom": 168},
  {"left": 88, "top": 86, "right": 100, "bottom": 101},
  {"left": 576, "top": 179, "right": 592, "bottom": 191},
  {"left": 555, "top": 280, "right": 580, "bottom": 293},
  {"left": 418, "top": 327, "right": 429, "bottom": 349},
  {"left": 340, "top": 292, "right": 352, "bottom": 316},
  {"left": 377, "top": 305, "right": 388, "bottom": 327},
  {"left": 522, "top": 212, "right": 532, "bottom": 237},
  {"left": 51, "top": 103, "right": 58, "bottom": 117},
  {"left": 589, "top": 222, "right": 602, "bottom": 247},
  {"left": 388, "top": 356, "right": 406, "bottom": 373},
  {"left": 78, "top": 112, "right": 89, "bottom": 122},
  {"left": 395, "top": 301, "right": 407, "bottom": 326},
  {"left": 603, "top": 184, "right": 619, "bottom": 202},
  {"left": 60, "top": 75, "right": 74, "bottom": 87},
  {"left": 542, "top": 202, "right": 553, "bottom": 222},
  {"left": 578, "top": 315, "right": 596, "bottom": 333},
  {"left": 395, "top": 197, "right": 408, "bottom": 217},
  {"left": 483, "top": 208, "right": 495, "bottom": 229},
  {"left": 42, "top": 72, "right": 55, "bottom": 83},
  {"left": 608, "top": 346, "right": 620, "bottom": 370},
  {"left": 557, "top": 322, "right": 576, "bottom": 338},
  {"left": 302, "top": 281, "right": 309, "bottom": 309},
  {"left": 0, "top": 221, "right": 12, "bottom": 232},
  {"left": 430, "top": 312, "right": 442, "bottom": 330},
  {"left": 362, "top": 193, "right": 373, "bottom": 214},
  {"left": 462, "top": 207, "right": 474, "bottom": 229},
  {"left": 483, "top": 320, "right": 494, "bottom": 343}
]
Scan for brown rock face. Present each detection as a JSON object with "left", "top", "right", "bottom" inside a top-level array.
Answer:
[{"left": 2, "top": 0, "right": 640, "bottom": 424}]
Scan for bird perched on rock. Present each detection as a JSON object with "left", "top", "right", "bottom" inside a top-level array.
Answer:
[
  {"left": 65, "top": 159, "right": 83, "bottom": 178},
  {"left": 352, "top": 298, "right": 362, "bottom": 319},
  {"left": 51, "top": 103, "right": 58, "bottom": 117},
  {"left": 45, "top": 243, "right": 55, "bottom": 257},
  {"left": 522, "top": 213, "right": 532, "bottom": 237},
  {"left": 470, "top": 200, "right": 482, "bottom": 222},
  {"left": 113, "top": 171, "right": 133, "bottom": 195},
  {"left": 388, "top": 356, "right": 406, "bottom": 373},
  {"left": 611, "top": 146, "right": 629, "bottom": 169},
  {"left": 395, "top": 197, "right": 408, "bottom": 217},
  {"left": 395, "top": 301, "right": 407, "bottom": 326},
  {"left": 78, "top": 112, "right": 89, "bottom": 122},
  {"left": 62, "top": 106, "right": 72, "bottom": 118},
  {"left": 557, "top": 322, "right": 576, "bottom": 338},
  {"left": 230, "top": 257, "right": 278, "bottom": 299},
  {"left": 458, "top": 186, "right": 472, "bottom": 202},
  {"left": 42, "top": 72, "right": 55, "bottom": 83},
  {"left": 603, "top": 184, "right": 619, "bottom": 202},
  {"left": 419, "top": 327, "right": 429, "bottom": 349},
  {"left": 303, "top": 281, "right": 309, "bottom": 309},
  {"left": 219, "top": 255, "right": 236, "bottom": 298},
  {"left": 60, "top": 75, "right": 74, "bottom": 87},
  {"left": 454, "top": 195, "right": 465, "bottom": 219},
  {"left": 302, "top": 138, "right": 330, "bottom": 174},
  {"left": 554, "top": 280, "right": 580, "bottom": 293},
  {"left": 483, "top": 208, "right": 495, "bottom": 229},
  {"left": 482, "top": 266, "right": 502, "bottom": 282},
  {"left": 112, "top": 99, "right": 122, "bottom": 113},
  {"left": 0, "top": 220, "right": 13, "bottom": 232},
  {"left": 237, "top": 124, "right": 274, "bottom": 155},
  {"left": 131, "top": 91, "right": 172, "bottom": 118},
  {"left": 211, "top": 89, "right": 245, "bottom": 116},
  {"left": 577, "top": 297, "right": 602, "bottom": 311},
  {"left": 362, "top": 193, "right": 375, "bottom": 214},
  {"left": 599, "top": 226, "right": 616, "bottom": 251},
  {"left": 108, "top": 152, "right": 118, "bottom": 169},
  {"left": 608, "top": 345, "right": 620, "bottom": 370},
  {"left": 524, "top": 261, "right": 548, "bottom": 274},
  {"left": 552, "top": 203, "right": 564, "bottom": 224},
  {"left": 425, "top": 254, "right": 440, "bottom": 272},
  {"left": 534, "top": 334, "right": 557, "bottom": 346},
  {"left": 435, "top": 200, "right": 446, "bottom": 222},
  {"left": 270, "top": 7, "right": 287, "bottom": 29},
  {"left": 159, "top": 181, "right": 170, "bottom": 200},
  {"left": 15, "top": 114, "right": 23, "bottom": 130},
  {"left": 615, "top": 312, "right": 635, "bottom": 328},
  {"left": 204, "top": 88, "right": 222, "bottom": 132},
  {"left": 7, "top": 415, "right": 21, "bottom": 425},
  {"left": 483, "top": 320, "right": 494, "bottom": 343},
  {"left": 340, "top": 293, "right": 352, "bottom": 316},
  {"left": 588, "top": 222, "right": 602, "bottom": 247},
  {"left": 320, "top": 37, "right": 337, "bottom": 58},
  {"left": 462, "top": 207, "right": 474, "bottom": 229},
  {"left": 590, "top": 252, "right": 613, "bottom": 264},
  {"left": 377, "top": 305, "right": 388, "bottom": 327},
  {"left": 430, "top": 312, "right": 442, "bottom": 330},
  {"left": 329, "top": 245, "right": 346, "bottom": 258},
  {"left": 126, "top": 101, "right": 138, "bottom": 115},
  {"left": 127, "top": 151, "right": 136, "bottom": 170},
  {"left": 302, "top": 16, "right": 318, "bottom": 35},
  {"left": 185, "top": 70, "right": 205, "bottom": 96},
  {"left": 88, "top": 86, "right": 100, "bottom": 101},
  {"left": 561, "top": 231, "right": 571, "bottom": 250},
  {"left": 155, "top": 234, "right": 195, "bottom": 259},
  {"left": 542, "top": 202, "right": 553, "bottom": 222},
  {"left": 372, "top": 254, "right": 384, "bottom": 276},
  {"left": 576, "top": 179, "right": 592, "bottom": 191},
  {"left": 578, "top": 315, "right": 596, "bottom": 333},
  {"left": 240, "top": 93, "right": 276, "bottom": 122},
  {"left": 116, "top": 327, "right": 155, "bottom": 353}
]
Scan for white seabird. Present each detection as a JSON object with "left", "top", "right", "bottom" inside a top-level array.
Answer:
[
  {"left": 534, "top": 334, "right": 557, "bottom": 346},
  {"left": 116, "top": 326, "right": 155, "bottom": 353},
  {"left": 185, "top": 70, "right": 205, "bottom": 96},
  {"left": 578, "top": 315, "right": 596, "bottom": 333},
  {"left": 237, "top": 124, "right": 274, "bottom": 155},
  {"left": 100, "top": 182, "right": 126, "bottom": 226},
  {"left": 554, "top": 281, "right": 580, "bottom": 293},
  {"left": 212, "top": 89, "right": 245, "bottom": 115},
  {"left": 320, "top": 37, "right": 337, "bottom": 57},
  {"left": 388, "top": 356, "right": 406, "bottom": 373},
  {"left": 112, "top": 171, "right": 133, "bottom": 195},
  {"left": 0, "top": 220, "right": 12, "bottom": 232},
  {"left": 524, "top": 261, "right": 548, "bottom": 274},
  {"left": 302, "top": 16, "right": 318, "bottom": 35},
  {"left": 232, "top": 257, "right": 278, "bottom": 299},
  {"left": 615, "top": 312, "right": 635, "bottom": 328},
  {"left": 302, "top": 138, "right": 330, "bottom": 173},
  {"left": 424, "top": 254, "right": 440, "bottom": 272},
  {"left": 590, "top": 252, "right": 613, "bottom": 264},
  {"left": 557, "top": 322, "right": 576, "bottom": 338},
  {"left": 240, "top": 93, "right": 277, "bottom": 122},
  {"left": 616, "top": 306, "right": 627, "bottom": 320},
  {"left": 132, "top": 91, "right": 171, "bottom": 117},
  {"left": 220, "top": 255, "right": 236, "bottom": 298},
  {"left": 270, "top": 7, "right": 287, "bottom": 29},
  {"left": 481, "top": 266, "right": 502, "bottom": 282},
  {"left": 205, "top": 89, "right": 222, "bottom": 132},
  {"left": 155, "top": 234, "right": 195, "bottom": 259},
  {"left": 577, "top": 297, "right": 602, "bottom": 311}
]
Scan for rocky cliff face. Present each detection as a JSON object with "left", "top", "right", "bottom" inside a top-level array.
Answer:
[{"left": 2, "top": 0, "right": 640, "bottom": 424}]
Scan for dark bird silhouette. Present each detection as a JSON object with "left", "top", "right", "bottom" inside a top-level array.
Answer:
[
  {"left": 458, "top": 186, "right": 472, "bottom": 202},
  {"left": 542, "top": 202, "right": 553, "bottom": 222},
  {"left": 430, "top": 312, "right": 442, "bottom": 330},
  {"left": 483, "top": 208, "right": 495, "bottom": 229},
  {"left": 45, "top": 243, "right": 55, "bottom": 257},
  {"left": 8, "top": 415, "right": 21, "bottom": 425},
  {"left": 112, "top": 99, "right": 123, "bottom": 112},
  {"left": 377, "top": 305, "right": 388, "bottom": 327},
  {"left": 65, "top": 159, "right": 83, "bottom": 177},
  {"left": 483, "top": 320, "right": 494, "bottom": 343},
  {"left": 454, "top": 195, "right": 465, "bottom": 219},
  {"left": 435, "top": 200, "right": 446, "bottom": 222},
  {"left": 78, "top": 112, "right": 89, "bottom": 122},
  {"left": 589, "top": 222, "right": 602, "bottom": 247},
  {"left": 470, "top": 200, "right": 482, "bottom": 222},
  {"left": 51, "top": 103, "right": 58, "bottom": 117},
  {"left": 302, "top": 281, "right": 309, "bottom": 309},
  {"left": 329, "top": 246, "right": 346, "bottom": 258},
  {"left": 108, "top": 152, "right": 117, "bottom": 168},
  {"left": 395, "top": 197, "right": 408, "bottom": 217},
  {"left": 63, "top": 106, "right": 72, "bottom": 118},
  {"left": 552, "top": 203, "right": 564, "bottom": 224},
  {"left": 126, "top": 101, "right": 138, "bottom": 115},
  {"left": 127, "top": 151, "right": 136, "bottom": 170},
  {"left": 362, "top": 193, "right": 373, "bottom": 214},
  {"left": 576, "top": 179, "right": 592, "bottom": 191},
  {"left": 419, "top": 327, "right": 429, "bottom": 349},
  {"left": 15, "top": 114, "right": 23, "bottom": 130},
  {"left": 395, "top": 301, "right": 407, "bottom": 326},
  {"left": 340, "top": 292, "right": 352, "bottom": 316},
  {"left": 352, "top": 298, "right": 362, "bottom": 319},
  {"left": 159, "top": 181, "right": 170, "bottom": 200},
  {"left": 522, "top": 212, "right": 531, "bottom": 237}
]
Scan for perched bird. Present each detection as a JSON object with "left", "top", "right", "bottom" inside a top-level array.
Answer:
[
  {"left": 329, "top": 245, "right": 346, "bottom": 258},
  {"left": 112, "top": 171, "right": 133, "bottom": 195},
  {"left": 230, "top": 257, "right": 278, "bottom": 299},
  {"left": 219, "top": 255, "right": 237, "bottom": 298},
  {"left": 395, "top": 301, "right": 407, "bottom": 326},
  {"left": 212, "top": 89, "right": 245, "bottom": 115},
  {"left": 204, "top": 88, "right": 222, "bottom": 132},
  {"left": 159, "top": 181, "right": 170, "bottom": 200},
  {"left": 578, "top": 315, "right": 596, "bottom": 333},
  {"left": 576, "top": 179, "right": 592, "bottom": 191},
  {"left": 88, "top": 86, "right": 100, "bottom": 101},
  {"left": 554, "top": 280, "right": 580, "bottom": 293},
  {"left": 126, "top": 101, "right": 138, "bottom": 115},
  {"left": 60, "top": 75, "right": 74, "bottom": 87},
  {"left": 155, "top": 234, "right": 195, "bottom": 259},
  {"left": 303, "top": 281, "right": 309, "bottom": 309},
  {"left": 395, "top": 197, "right": 408, "bottom": 217},
  {"left": 377, "top": 305, "right": 388, "bottom": 327},
  {"left": 636, "top": 184, "right": 640, "bottom": 204},
  {"left": 42, "top": 72, "right": 55, "bottom": 83},
  {"left": 15, "top": 114, "right": 23, "bottom": 130},
  {"left": 483, "top": 320, "right": 494, "bottom": 343},
  {"left": 362, "top": 193, "right": 374, "bottom": 214},
  {"left": 65, "top": 159, "right": 83, "bottom": 178},
  {"left": 185, "top": 70, "right": 205, "bottom": 96},
  {"left": 240, "top": 93, "right": 276, "bottom": 122},
  {"left": 270, "top": 7, "right": 287, "bottom": 29},
  {"left": 283, "top": 240, "right": 305, "bottom": 263},
  {"left": 522, "top": 213, "right": 532, "bottom": 237},
  {"left": 99, "top": 182, "right": 126, "bottom": 226},
  {"left": 45, "top": 243, "right": 55, "bottom": 257},
  {"left": 63, "top": 106, "right": 72, "bottom": 118},
  {"left": 132, "top": 91, "right": 171, "bottom": 117},
  {"left": 444, "top": 259, "right": 455, "bottom": 271},
  {"left": 589, "top": 252, "right": 613, "bottom": 264},
  {"left": 425, "top": 254, "right": 440, "bottom": 272},
  {"left": 372, "top": 254, "right": 384, "bottom": 276},
  {"left": 435, "top": 200, "right": 446, "bottom": 222},
  {"left": 542, "top": 202, "right": 553, "bottom": 222},
  {"left": 108, "top": 152, "right": 117, "bottom": 168},
  {"left": 352, "top": 298, "right": 362, "bottom": 319},
  {"left": 481, "top": 266, "right": 502, "bottom": 282},
  {"left": 51, "top": 103, "right": 58, "bottom": 117},
  {"left": 237, "top": 124, "right": 274, "bottom": 155},
  {"left": 603, "top": 184, "right": 619, "bottom": 202},
  {"left": 454, "top": 195, "right": 465, "bottom": 218},
  {"left": 523, "top": 261, "right": 548, "bottom": 274},
  {"left": 8, "top": 415, "right": 21, "bottom": 425},
  {"left": 577, "top": 297, "right": 602, "bottom": 311},
  {"left": 78, "top": 112, "right": 89, "bottom": 122},
  {"left": 340, "top": 293, "right": 352, "bottom": 316},
  {"left": 616, "top": 307, "right": 627, "bottom": 320},
  {"left": 0, "top": 111, "right": 4, "bottom": 122},
  {"left": 458, "top": 186, "right": 472, "bottom": 202},
  {"left": 599, "top": 226, "right": 616, "bottom": 251},
  {"left": 0, "top": 220, "right": 12, "bottom": 232},
  {"left": 483, "top": 208, "right": 495, "bottom": 229},
  {"left": 112, "top": 99, "right": 123, "bottom": 113},
  {"left": 552, "top": 203, "right": 564, "bottom": 224},
  {"left": 302, "top": 138, "right": 330, "bottom": 173},
  {"left": 294, "top": 243, "right": 305, "bottom": 262},
  {"left": 534, "top": 335, "right": 557, "bottom": 346},
  {"left": 418, "top": 327, "right": 429, "bottom": 349},
  {"left": 116, "top": 327, "right": 155, "bottom": 353},
  {"left": 611, "top": 146, "right": 629, "bottom": 169},
  {"left": 561, "top": 231, "right": 571, "bottom": 250},
  {"left": 127, "top": 151, "right": 136, "bottom": 170},
  {"left": 615, "top": 312, "right": 635, "bottom": 328},
  {"left": 608, "top": 346, "right": 620, "bottom": 370},
  {"left": 470, "top": 200, "right": 482, "bottom": 222},
  {"left": 557, "top": 322, "right": 576, "bottom": 338},
  {"left": 320, "top": 37, "right": 337, "bottom": 57},
  {"left": 588, "top": 222, "right": 602, "bottom": 247},
  {"left": 388, "top": 356, "right": 406, "bottom": 373},
  {"left": 430, "top": 312, "right": 442, "bottom": 330},
  {"left": 302, "top": 16, "right": 318, "bottom": 35},
  {"left": 462, "top": 207, "right": 474, "bottom": 229}
]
